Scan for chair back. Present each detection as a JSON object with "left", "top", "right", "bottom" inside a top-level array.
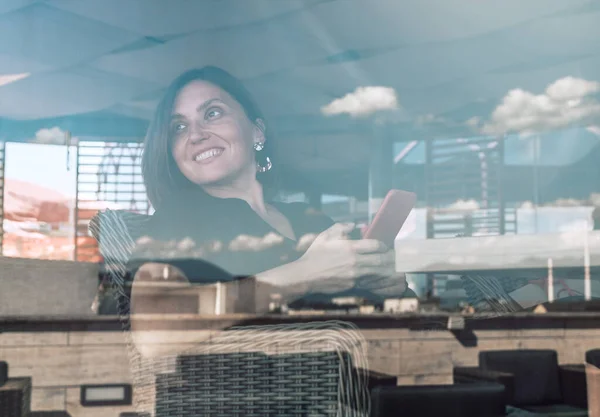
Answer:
[
  {"left": 586, "top": 349, "right": 600, "bottom": 368},
  {"left": 371, "top": 383, "right": 506, "bottom": 417},
  {"left": 480, "top": 349, "right": 561, "bottom": 406}
]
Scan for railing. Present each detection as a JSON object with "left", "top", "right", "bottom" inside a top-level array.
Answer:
[
  {"left": 425, "top": 136, "right": 507, "bottom": 239},
  {"left": 74, "top": 141, "right": 148, "bottom": 262},
  {"left": 427, "top": 207, "right": 518, "bottom": 239}
]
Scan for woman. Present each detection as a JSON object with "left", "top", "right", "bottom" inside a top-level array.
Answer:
[
  {"left": 91, "top": 66, "right": 410, "bottom": 416},
  {"left": 126, "top": 65, "right": 409, "bottom": 315}
]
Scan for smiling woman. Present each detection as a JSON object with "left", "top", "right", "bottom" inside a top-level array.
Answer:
[
  {"left": 142, "top": 66, "right": 278, "bottom": 211},
  {"left": 130, "top": 65, "right": 407, "bottom": 310}
]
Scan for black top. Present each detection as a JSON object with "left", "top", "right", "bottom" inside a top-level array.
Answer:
[
  {"left": 134, "top": 192, "right": 337, "bottom": 283},
  {"left": 126, "top": 191, "right": 415, "bottom": 301}
]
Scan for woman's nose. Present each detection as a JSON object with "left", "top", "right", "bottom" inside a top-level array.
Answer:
[{"left": 189, "top": 123, "right": 210, "bottom": 143}]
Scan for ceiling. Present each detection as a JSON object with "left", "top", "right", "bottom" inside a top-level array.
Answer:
[{"left": 1, "top": 0, "right": 599, "bottom": 195}]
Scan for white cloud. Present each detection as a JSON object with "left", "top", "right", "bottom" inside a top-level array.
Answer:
[
  {"left": 0, "top": 72, "right": 29, "bottom": 87},
  {"left": 546, "top": 77, "right": 599, "bottom": 101},
  {"left": 481, "top": 76, "right": 600, "bottom": 136},
  {"left": 415, "top": 113, "right": 450, "bottom": 126},
  {"left": 416, "top": 114, "right": 437, "bottom": 125},
  {"left": 546, "top": 197, "right": 585, "bottom": 207},
  {"left": 321, "top": 86, "right": 399, "bottom": 117},
  {"left": 519, "top": 201, "right": 535, "bottom": 210},
  {"left": 446, "top": 199, "right": 480, "bottom": 211},
  {"left": 586, "top": 125, "right": 600, "bottom": 136},
  {"left": 33, "top": 127, "right": 71, "bottom": 144},
  {"left": 465, "top": 117, "right": 481, "bottom": 129},
  {"left": 229, "top": 232, "right": 284, "bottom": 252},
  {"left": 589, "top": 193, "right": 600, "bottom": 207}
]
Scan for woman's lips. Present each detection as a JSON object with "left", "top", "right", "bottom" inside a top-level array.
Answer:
[{"left": 193, "top": 147, "right": 224, "bottom": 163}]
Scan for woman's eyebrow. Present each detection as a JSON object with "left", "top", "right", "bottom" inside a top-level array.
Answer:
[
  {"left": 170, "top": 98, "right": 226, "bottom": 121},
  {"left": 196, "top": 98, "right": 225, "bottom": 113}
]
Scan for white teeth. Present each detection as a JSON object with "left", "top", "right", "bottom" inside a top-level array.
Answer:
[{"left": 194, "top": 148, "right": 223, "bottom": 161}]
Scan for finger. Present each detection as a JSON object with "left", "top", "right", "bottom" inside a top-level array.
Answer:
[
  {"left": 352, "top": 239, "right": 390, "bottom": 254},
  {"left": 322, "top": 222, "right": 355, "bottom": 239},
  {"left": 356, "top": 252, "right": 395, "bottom": 268}
]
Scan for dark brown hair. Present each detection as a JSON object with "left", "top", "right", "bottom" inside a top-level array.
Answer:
[{"left": 142, "top": 66, "right": 277, "bottom": 212}]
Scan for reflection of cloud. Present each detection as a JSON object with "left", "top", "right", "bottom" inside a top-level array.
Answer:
[
  {"left": 229, "top": 232, "right": 284, "bottom": 252},
  {"left": 546, "top": 198, "right": 585, "bottom": 207},
  {"left": 519, "top": 201, "right": 535, "bottom": 210},
  {"left": 587, "top": 125, "right": 600, "bottom": 136},
  {"left": 415, "top": 113, "right": 448, "bottom": 126},
  {"left": 321, "top": 86, "right": 399, "bottom": 117},
  {"left": 465, "top": 117, "right": 480, "bottom": 129},
  {"left": 447, "top": 199, "right": 480, "bottom": 211},
  {"left": 521, "top": 197, "right": 594, "bottom": 208},
  {"left": 480, "top": 76, "right": 600, "bottom": 135},
  {"left": 132, "top": 232, "right": 288, "bottom": 260},
  {"left": 416, "top": 114, "right": 436, "bottom": 125},
  {"left": 589, "top": 193, "right": 600, "bottom": 207},
  {"left": 34, "top": 127, "right": 70, "bottom": 144},
  {"left": 0, "top": 72, "right": 29, "bottom": 87}
]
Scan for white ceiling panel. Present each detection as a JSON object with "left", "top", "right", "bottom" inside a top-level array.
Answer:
[
  {"left": 0, "top": 52, "right": 53, "bottom": 74},
  {"left": 0, "top": 0, "right": 35, "bottom": 16},
  {"left": 49, "top": 0, "right": 324, "bottom": 36},
  {"left": 504, "top": 11, "right": 600, "bottom": 56},
  {"left": 90, "top": 12, "right": 338, "bottom": 84},
  {"left": 0, "top": 3, "right": 141, "bottom": 68},
  {"left": 407, "top": 53, "right": 600, "bottom": 119},
  {"left": 107, "top": 99, "right": 160, "bottom": 120},
  {"left": 246, "top": 74, "right": 337, "bottom": 119},
  {"left": 307, "top": 0, "right": 590, "bottom": 49},
  {"left": 0, "top": 67, "right": 158, "bottom": 119},
  {"left": 0, "top": 0, "right": 596, "bottom": 143}
]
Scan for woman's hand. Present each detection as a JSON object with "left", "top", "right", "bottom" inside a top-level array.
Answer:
[{"left": 293, "top": 223, "right": 406, "bottom": 293}]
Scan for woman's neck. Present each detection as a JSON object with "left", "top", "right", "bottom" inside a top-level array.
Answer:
[{"left": 203, "top": 176, "right": 268, "bottom": 215}]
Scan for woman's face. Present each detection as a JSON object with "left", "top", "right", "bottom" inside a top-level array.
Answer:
[{"left": 170, "top": 81, "right": 264, "bottom": 186}]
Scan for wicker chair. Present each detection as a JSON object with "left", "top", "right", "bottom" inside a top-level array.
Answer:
[{"left": 90, "top": 209, "right": 371, "bottom": 417}]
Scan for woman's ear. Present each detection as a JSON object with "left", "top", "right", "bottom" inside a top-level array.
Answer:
[{"left": 253, "top": 119, "right": 266, "bottom": 145}]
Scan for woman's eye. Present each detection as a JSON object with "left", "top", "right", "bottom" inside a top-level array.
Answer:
[
  {"left": 206, "top": 107, "right": 223, "bottom": 120},
  {"left": 172, "top": 123, "right": 187, "bottom": 133}
]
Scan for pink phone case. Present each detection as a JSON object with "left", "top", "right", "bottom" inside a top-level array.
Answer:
[{"left": 362, "top": 189, "right": 417, "bottom": 247}]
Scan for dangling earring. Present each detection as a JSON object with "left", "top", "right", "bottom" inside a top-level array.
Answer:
[{"left": 253, "top": 142, "right": 272, "bottom": 173}]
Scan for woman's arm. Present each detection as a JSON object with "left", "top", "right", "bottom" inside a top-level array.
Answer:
[
  {"left": 253, "top": 260, "right": 311, "bottom": 313},
  {"left": 128, "top": 222, "right": 405, "bottom": 314},
  {"left": 253, "top": 256, "right": 356, "bottom": 313}
]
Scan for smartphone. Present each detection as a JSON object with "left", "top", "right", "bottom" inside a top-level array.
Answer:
[{"left": 362, "top": 189, "right": 417, "bottom": 247}]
